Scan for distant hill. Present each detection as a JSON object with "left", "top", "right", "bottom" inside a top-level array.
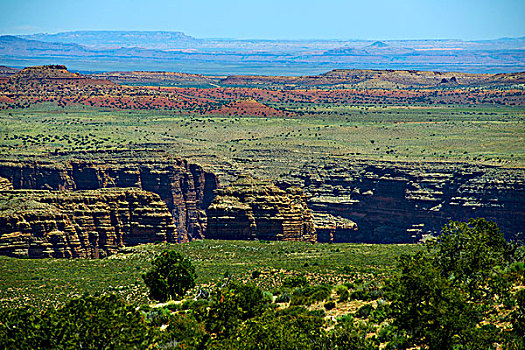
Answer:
[
  {"left": 0, "top": 65, "right": 20, "bottom": 77},
  {"left": 0, "top": 35, "right": 90, "bottom": 56},
  {"left": 2, "top": 64, "right": 524, "bottom": 89},
  {"left": 5, "top": 64, "right": 115, "bottom": 87},
  {"left": 209, "top": 98, "right": 286, "bottom": 117},
  {"left": 220, "top": 69, "right": 525, "bottom": 88},
  {"left": 2, "top": 32, "right": 525, "bottom": 75},
  {"left": 0, "top": 35, "right": 183, "bottom": 59},
  {"left": 368, "top": 41, "right": 389, "bottom": 48},
  {"left": 325, "top": 44, "right": 415, "bottom": 56},
  {"left": 87, "top": 71, "right": 219, "bottom": 86}
]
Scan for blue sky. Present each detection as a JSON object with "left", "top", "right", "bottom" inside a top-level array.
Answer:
[{"left": 1, "top": 0, "right": 524, "bottom": 40}]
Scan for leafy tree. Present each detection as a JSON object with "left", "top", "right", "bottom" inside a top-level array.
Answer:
[
  {"left": 0, "top": 307, "right": 51, "bottom": 349},
  {"left": 142, "top": 250, "right": 196, "bottom": 302},
  {"left": 387, "top": 218, "right": 521, "bottom": 349},
  {"left": 430, "top": 218, "right": 517, "bottom": 302}
]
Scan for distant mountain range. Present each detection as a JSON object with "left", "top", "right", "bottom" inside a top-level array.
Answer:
[
  {"left": 1, "top": 31, "right": 524, "bottom": 75},
  {"left": 21, "top": 31, "right": 199, "bottom": 50}
]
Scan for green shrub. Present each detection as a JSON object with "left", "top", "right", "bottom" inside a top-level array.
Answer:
[
  {"left": 387, "top": 219, "right": 520, "bottom": 349},
  {"left": 159, "top": 313, "right": 209, "bottom": 349},
  {"left": 275, "top": 292, "right": 291, "bottom": 303},
  {"left": 262, "top": 291, "right": 274, "bottom": 303},
  {"left": 336, "top": 285, "right": 349, "bottom": 302},
  {"left": 310, "top": 284, "right": 332, "bottom": 303},
  {"left": 0, "top": 294, "right": 154, "bottom": 350},
  {"left": 377, "top": 324, "right": 410, "bottom": 349},
  {"left": 204, "top": 281, "right": 270, "bottom": 337},
  {"left": 357, "top": 303, "right": 374, "bottom": 318},
  {"left": 370, "top": 303, "right": 388, "bottom": 323},
  {"left": 218, "top": 306, "right": 327, "bottom": 350},
  {"left": 282, "top": 275, "right": 308, "bottom": 288},
  {"left": 328, "top": 317, "right": 379, "bottom": 350},
  {"left": 507, "top": 289, "right": 525, "bottom": 348},
  {"left": 290, "top": 285, "right": 332, "bottom": 306},
  {"left": 144, "top": 306, "right": 172, "bottom": 327},
  {"left": 335, "top": 284, "right": 348, "bottom": 294},
  {"left": 350, "top": 282, "right": 383, "bottom": 301},
  {"left": 289, "top": 293, "right": 311, "bottom": 306}
]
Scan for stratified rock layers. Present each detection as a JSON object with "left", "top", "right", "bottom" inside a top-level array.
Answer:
[
  {"left": 206, "top": 176, "right": 316, "bottom": 241},
  {"left": 0, "top": 151, "right": 218, "bottom": 241},
  {"left": 0, "top": 188, "right": 175, "bottom": 258},
  {"left": 281, "top": 160, "right": 524, "bottom": 243}
]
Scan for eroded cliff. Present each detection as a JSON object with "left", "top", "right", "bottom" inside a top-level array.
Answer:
[
  {"left": 279, "top": 160, "right": 524, "bottom": 243},
  {"left": 0, "top": 188, "right": 175, "bottom": 258},
  {"left": 206, "top": 176, "right": 316, "bottom": 241},
  {"left": 0, "top": 150, "right": 218, "bottom": 241}
]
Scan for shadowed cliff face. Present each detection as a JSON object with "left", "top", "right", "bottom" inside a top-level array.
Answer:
[
  {"left": 0, "top": 151, "right": 218, "bottom": 241},
  {"left": 279, "top": 160, "right": 525, "bottom": 243},
  {"left": 206, "top": 176, "right": 316, "bottom": 242},
  {"left": 0, "top": 188, "right": 175, "bottom": 258}
]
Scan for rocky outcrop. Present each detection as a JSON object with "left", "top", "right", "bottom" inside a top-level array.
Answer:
[
  {"left": 0, "top": 177, "right": 12, "bottom": 190},
  {"left": 8, "top": 65, "right": 114, "bottom": 85},
  {"left": 206, "top": 176, "right": 316, "bottom": 241},
  {"left": 312, "top": 213, "right": 357, "bottom": 243},
  {"left": 87, "top": 71, "right": 215, "bottom": 86},
  {"left": 0, "top": 188, "right": 175, "bottom": 258},
  {"left": 279, "top": 160, "right": 524, "bottom": 243},
  {"left": 0, "top": 150, "right": 218, "bottom": 241}
]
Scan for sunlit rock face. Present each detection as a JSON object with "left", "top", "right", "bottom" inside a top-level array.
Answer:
[
  {"left": 206, "top": 176, "right": 316, "bottom": 242},
  {"left": 0, "top": 188, "right": 176, "bottom": 258},
  {"left": 0, "top": 150, "right": 219, "bottom": 242}
]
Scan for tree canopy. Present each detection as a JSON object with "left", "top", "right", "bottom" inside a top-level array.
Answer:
[
  {"left": 142, "top": 250, "right": 197, "bottom": 302},
  {"left": 387, "top": 218, "right": 523, "bottom": 349}
]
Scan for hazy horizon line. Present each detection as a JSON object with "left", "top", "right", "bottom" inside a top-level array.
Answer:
[{"left": 6, "top": 30, "right": 525, "bottom": 42}]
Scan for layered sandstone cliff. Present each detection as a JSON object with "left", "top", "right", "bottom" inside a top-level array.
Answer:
[
  {"left": 0, "top": 150, "right": 218, "bottom": 241},
  {"left": 0, "top": 188, "right": 175, "bottom": 258},
  {"left": 206, "top": 176, "right": 316, "bottom": 241},
  {"left": 313, "top": 213, "right": 358, "bottom": 243},
  {"left": 279, "top": 160, "right": 524, "bottom": 243}
]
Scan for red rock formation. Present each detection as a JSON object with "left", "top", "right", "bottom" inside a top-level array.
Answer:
[{"left": 208, "top": 98, "right": 286, "bottom": 117}]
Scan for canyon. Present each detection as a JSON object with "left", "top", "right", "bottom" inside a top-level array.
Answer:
[
  {"left": 279, "top": 160, "right": 525, "bottom": 242},
  {"left": 0, "top": 150, "right": 218, "bottom": 242},
  {"left": 0, "top": 65, "right": 523, "bottom": 257},
  {"left": 0, "top": 152, "right": 523, "bottom": 256}
]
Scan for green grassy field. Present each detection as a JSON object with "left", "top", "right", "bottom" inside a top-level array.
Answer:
[
  {"left": 1, "top": 104, "right": 523, "bottom": 179},
  {"left": 0, "top": 240, "right": 421, "bottom": 310}
]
